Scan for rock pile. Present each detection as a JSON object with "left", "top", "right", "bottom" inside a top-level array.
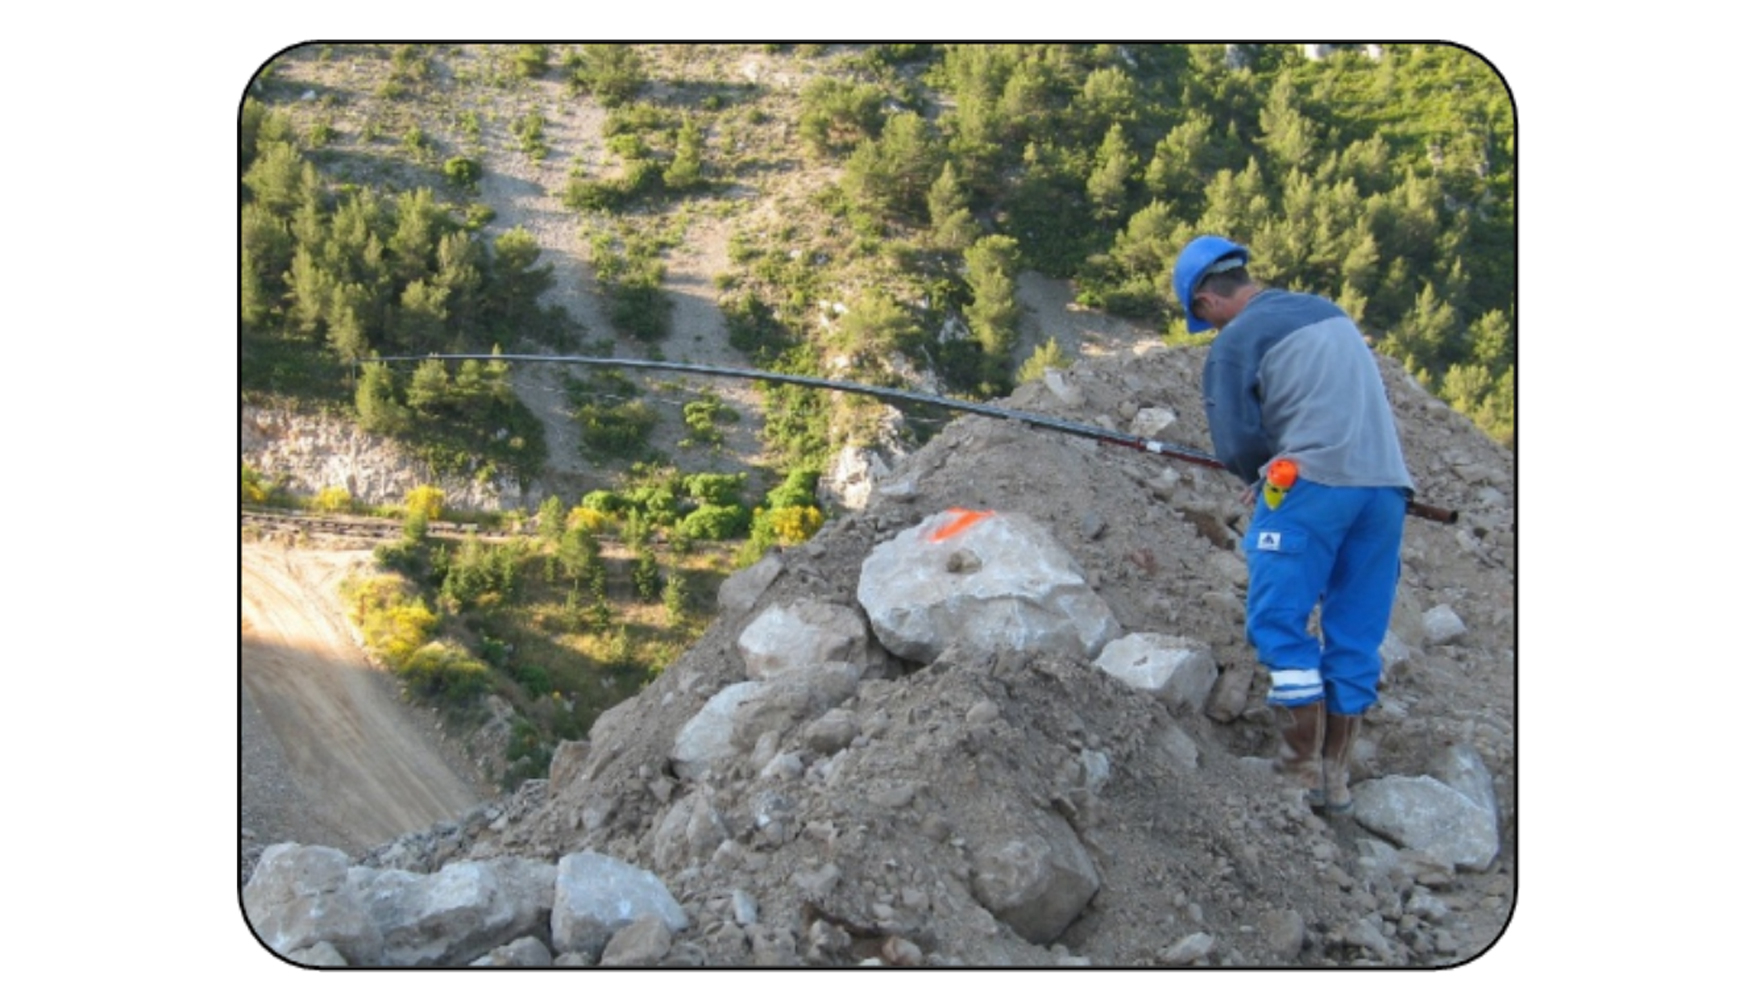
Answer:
[{"left": 243, "top": 344, "right": 1515, "bottom": 967}]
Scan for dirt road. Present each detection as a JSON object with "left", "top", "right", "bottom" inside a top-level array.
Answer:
[{"left": 241, "top": 542, "right": 486, "bottom": 855}]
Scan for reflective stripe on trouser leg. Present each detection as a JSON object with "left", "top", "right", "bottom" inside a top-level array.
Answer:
[
  {"left": 1316, "top": 486, "right": 1407, "bottom": 716},
  {"left": 1268, "top": 667, "right": 1324, "bottom": 706}
]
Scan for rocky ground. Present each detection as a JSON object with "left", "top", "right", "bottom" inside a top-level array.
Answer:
[
  {"left": 423, "top": 344, "right": 1515, "bottom": 968},
  {"left": 243, "top": 340, "right": 1515, "bottom": 968}
]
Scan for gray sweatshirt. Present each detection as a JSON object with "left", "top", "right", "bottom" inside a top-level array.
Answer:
[{"left": 1201, "top": 288, "right": 1414, "bottom": 491}]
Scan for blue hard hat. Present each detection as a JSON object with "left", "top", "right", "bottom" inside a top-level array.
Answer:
[{"left": 1173, "top": 235, "right": 1249, "bottom": 333}]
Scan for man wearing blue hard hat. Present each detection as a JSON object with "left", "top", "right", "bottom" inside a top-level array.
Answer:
[{"left": 1173, "top": 234, "right": 1414, "bottom": 815}]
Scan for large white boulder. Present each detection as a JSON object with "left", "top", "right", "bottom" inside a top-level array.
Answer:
[
  {"left": 857, "top": 510, "right": 1119, "bottom": 663},
  {"left": 550, "top": 852, "right": 687, "bottom": 962}
]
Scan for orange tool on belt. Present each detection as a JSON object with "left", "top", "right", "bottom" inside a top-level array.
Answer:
[{"left": 1263, "top": 458, "right": 1297, "bottom": 510}]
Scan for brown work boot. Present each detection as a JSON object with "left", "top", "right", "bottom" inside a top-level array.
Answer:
[
  {"left": 1311, "top": 713, "right": 1362, "bottom": 815},
  {"left": 1272, "top": 702, "right": 1326, "bottom": 791}
]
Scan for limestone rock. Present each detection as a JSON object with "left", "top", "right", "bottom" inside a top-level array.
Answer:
[
  {"left": 729, "top": 661, "right": 861, "bottom": 752},
  {"left": 654, "top": 789, "right": 730, "bottom": 870},
  {"left": 1043, "top": 369, "right": 1084, "bottom": 406},
  {"left": 1129, "top": 406, "right": 1177, "bottom": 439},
  {"left": 1159, "top": 931, "right": 1215, "bottom": 965},
  {"left": 1422, "top": 604, "right": 1466, "bottom": 645},
  {"left": 969, "top": 816, "right": 1099, "bottom": 945},
  {"left": 718, "top": 552, "right": 784, "bottom": 616},
  {"left": 857, "top": 510, "right": 1120, "bottom": 663},
  {"left": 1205, "top": 664, "right": 1254, "bottom": 722},
  {"left": 1431, "top": 743, "right": 1499, "bottom": 818},
  {"left": 286, "top": 940, "right": 348, "bottom": 967},
  {"left": 347, "top": 856, "right": 555, "bottom": 967},
  {"left": 470, "top": 936, "right": 553, "bottom": 967},
  {"left": 671, "top": 682, "right": 765, "bottom": 782},
  {"left": 550, "top": 852, "right": 688, "bottom": 962},
  {"left": 600, "top": 914, "right": 675, "bottom": 967},
  {"left": 737, "top": 600, "right": 877, "bottom": 680},
  {"left": 244, "top": 844, "right": 383, "bottom": 966},
  {"left": 1259, "top": 909, "right": 1305, "bottom": 959},
  {"left": 241, "top": 405, "right": 522, "bottom": 511},
  {"left": 1092, "top": 633, "right": 1217, "bottom": 713},
  {"left": 1352, "top": 775, "right": 1499, "bottom": 872},
  {"left": 547, "top": 739, "right": 591, "bottom": 792},
  {"left": 822, "top": 444, "right": 892, "bottom": 511}
]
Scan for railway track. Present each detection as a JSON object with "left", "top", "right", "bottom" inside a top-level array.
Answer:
[{"left": 241, "top": 508, "right": 516, "bottom": 541}]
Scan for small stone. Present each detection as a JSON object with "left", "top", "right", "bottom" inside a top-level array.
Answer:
[
  {"left": 599, "top": 915, "right": 673, "bottom": 967},
  {"left": 1159, "top": 931, "right": 1215, "bottom": 965},
  {"left": 732, "top": 889, "right": 759, "bottom": 926},
  {"left": 881, "top": 936, "right": 925, "bottom": 967},
  {"left": 1259, "top": 909, "right": 1305, "bottom": 959},
  {"left": 966, "top": 700, "right": 1001, "bottom": 726}
]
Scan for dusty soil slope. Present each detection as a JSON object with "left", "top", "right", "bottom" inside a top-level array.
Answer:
[
  {"left": 354, "top": 344, "right": 1515, "bottom": 968},
  {"left": 241, "top": 543, "right": 489, "bottom": 874}
]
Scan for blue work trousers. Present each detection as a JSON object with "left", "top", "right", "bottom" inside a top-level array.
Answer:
[{"left": 1242, "top": 481, "right": 1406, "bottom": 716}]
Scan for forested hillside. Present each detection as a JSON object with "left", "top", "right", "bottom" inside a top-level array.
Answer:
[{"left": 241, "top": 42, "right": 1514, "bottom": 470}]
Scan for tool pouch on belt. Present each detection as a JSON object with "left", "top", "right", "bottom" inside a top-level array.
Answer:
[{"left": 1262, "top": 458, "right": 1298, "bottom": 510}]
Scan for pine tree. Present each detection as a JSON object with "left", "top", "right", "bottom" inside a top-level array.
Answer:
[
  {"left": 964, "top": 235, "right": 1021, "bottom": 365},
  {"left": 241, "top": 245, "right": 271, "bottom": 331},
  {"left": 356, "top": 362, "right": 411, "bottom": 435},
  {"left": 1087, "top": 124, "right": 1135, "bottom": 222},
  {"left": 663, "top": 116, "right": 705, "bottom": 191},
  {"left": 389, "top": 188, "right": 443, "bottom": 286},
  {"left": 1017, "top": 339, "right": 1071, "bottom": 383},
  {"left": 632, "top": 547, "right": 661, "bottom": 602},
  {"left": 928, "top": 162, "right": 980, "bottom": 251},
  {"left": 284, "top": 245, "right": 332, "bottom": 338},
  {"left": 662, "top": 561, "right": 689, "bottom": 623}
]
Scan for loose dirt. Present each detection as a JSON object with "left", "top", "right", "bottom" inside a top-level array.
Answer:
[{"left": 240, "top": 541, "right": 489, "bottom": 875}]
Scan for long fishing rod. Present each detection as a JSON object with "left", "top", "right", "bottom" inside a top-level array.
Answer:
[{"left": 368, "top": 353, "right": 1459, "bottom": 524}]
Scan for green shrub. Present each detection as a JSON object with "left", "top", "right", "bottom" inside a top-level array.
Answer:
[
  {"left": 680, "top": 394, "right": 738, "bottom": 447},
  {"left": 605, "top": 275, "right": 671, "bottom": 342},
  {"left": 765, "top": 468, "right": 821, "bottom": 510},
  {"left": 443, "top": 156, "right": 482, "bottom": 189},
  {"left": 399, "top": 641, "right": 491, "bottom": 704},
  {"left": 462, "top": 203, "right": 496, "bottom": 230},
  {"left": 576, "top": 400, "right": 658, "bottom": 459},
  {"left": 623, "top": 485, "right": 680, "bottom": 525},
  {"left": 682, "top": 471, "right": 746, "bottom": 507},
  {"left": 401, "top": 126, "right": 433, "bottom": 161},
  {"left": 512, "top": 111, "right": 548, "bottom": 160},
  {"left": 676, "top": 503, "right": 750, "bottom": 541},
  {"left": 312, "top": 486, "right": 353, "bottom": 513},
  {"left": 241, "top": 464, "right": 274, "bottom": 505},
  {"left": 512, "top": 662, "right": 553, "bottom": 698},
  {"left": 579, "top": 489, "right": 624, "bottom": 515},
  {"left": 513, "top": 44, "right": 550, "bottom": 78},
  {"left": 345, "top": 577, "right": 439, "bottom": 667}
]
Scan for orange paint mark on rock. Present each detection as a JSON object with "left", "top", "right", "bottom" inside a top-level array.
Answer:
[{"left": 929, "top": 508, "right": 996, "bottom": 543}]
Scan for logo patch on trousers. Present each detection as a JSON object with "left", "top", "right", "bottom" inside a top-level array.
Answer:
[{"left": 1258, "top": 531, "right": 1282, "bottom": 551}]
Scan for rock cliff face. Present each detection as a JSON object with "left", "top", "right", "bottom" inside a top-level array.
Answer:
[
  {"left": 242, "top": 344, "right": 1517, "bottom": 968},
  {"left": 241, "top": 405, "right": 525, "bottom": 511}
]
